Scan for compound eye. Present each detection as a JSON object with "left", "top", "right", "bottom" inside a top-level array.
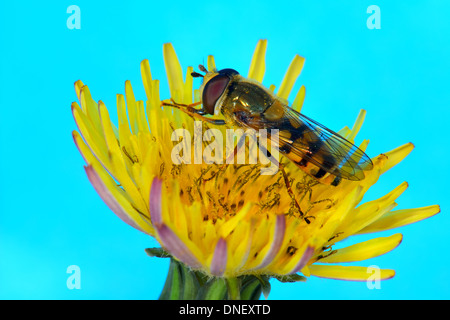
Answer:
[
  {"left": 202, "top": 75, "right": 230, "bottom": 115},
  {"left": 218, "top": 68, "right": 239, "bottom": 77}
]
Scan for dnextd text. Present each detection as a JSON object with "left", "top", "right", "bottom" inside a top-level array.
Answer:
[{"left": 224, "top": 304, "right": 270, "bottom": 315}]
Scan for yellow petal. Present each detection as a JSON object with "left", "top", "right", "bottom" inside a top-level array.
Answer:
[
  {"left": 309, "top": 265, "right": 395, "bottom": 281},
  {"left": 185, "top": 202, "right": 204, "bottom": 250},
  {"left": 292, "top": 85, "right": 305, "bottom": 112},
  {"left": 357, "top": 205, "right": 440, "bottom": 234},
  {"left": 73, "top": 132, "right": 153, "bottom": 235},
  {"left": 136, "top": 100, "right": 150, "bottom": 134},
  {"left": 98, "top": 100, "right": 125, "bottom": 167},
  {"left": 183, "top": 66, "right": 194, "bottom": 104},
  {"left": 72, "top": 130, "right": 100, "bottom": 166},
  {"left": 194, "top": 88, "right": 201, "bottom": 102},
  {"left": 301, "top": 265, "right": 311, "bottom": 277},
  {"left": 140, "top": 59, "right": 153, "bottom": 101},
  {"left": 336, "top": 182, "right": 408, "bottom": 237},
  {"left": 125, "top": 81, "right": 139, "bottom": 134},
  {"left": 163, "top": 43, "right": 184, "bottom": 101},
  {"left": 227, "top": 219, "right": 253, "bottom": 271},
  {"left": 80, "top": 85, "right": 102, "bottom": 134},
  {"left": 248, "top": 39, "right": 267, "bottom": 82},
  {"left": 72, "top": 102, "right": 108, "bottom": 161},
  {"left": 347, "top": 109, "right": 366, "bottom": 142},
  {"left": 381, "top": 143, "right": 414, "bottom": 174},
  {"left": 117, "top": 94, "right": 131, "bottom": 131},
  {"left": 74, "top": 80, "right": 84, "bottom": 101},
  {"left": 319, "top": 234, "right": 403, "bottom": 263},
  {"left": 337, "top": 126, "right": 351, "bottom": 138},
  {"left": 87, "top": 163, "right": 154, "bottom": 235},
  {"left": 207, "top": 55, "right": 216, "bottom": 72},
  {"left": 277, "top": 55, "right": 305, "bottom": 100},
  {"left": 149, "top": 79, "right": 161, "bottom": 117},
  {"left": 218, "top": 203, "right": 252, "bottom": 238}
]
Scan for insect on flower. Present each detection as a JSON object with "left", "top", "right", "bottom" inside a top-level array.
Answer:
[
  {"left": 162, "top": 65, "right": 374, "bottom": 189},
  {"left": 72, "top": 40, "right": 440, "bottom": 284}
]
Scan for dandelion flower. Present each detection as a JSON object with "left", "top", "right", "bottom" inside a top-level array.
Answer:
[{"left": 72, "top": 40, "right": 440, "bottom": 299}]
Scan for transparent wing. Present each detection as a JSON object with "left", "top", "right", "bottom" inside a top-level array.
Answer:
[{"left": 278, "top": 107, "right": 373, "bottom": 180}]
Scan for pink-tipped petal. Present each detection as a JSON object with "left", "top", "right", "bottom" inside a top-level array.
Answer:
[
  {"left": 210, "top": 238, "right": 227, "bottom": 276},
  {"left": 257, "top": 214, "right": 286, "bottom": 269},
  {"left": 84, "top": 165, "right": 145, "bottom": 233},
  {"left": 156, "top": 224, "right": 202, "bottom": 269},
  {"left": 148, "top": 177, "right": 202, "bottom": 269},
  {"left": 289, "top": 246, "right": 315, "bottom": 274},
  {"left": 73, "top": 129, "right": 120, "bottom": 183},
  {"left": 149, "top": 178, "right": 163, "bottom": 226},
  {"left": 72, "top": 131, "right": 88, "bottom": 164}
]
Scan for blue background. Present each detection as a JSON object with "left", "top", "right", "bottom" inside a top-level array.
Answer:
[{"left": 0, "top": 1, "right": 448, "bottom": 299}]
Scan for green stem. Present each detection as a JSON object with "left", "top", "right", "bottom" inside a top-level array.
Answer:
[
  {"left": 226, "top": 277, "right": 241, "bottom": 300},
  {"left": 157, "top": 257, "right": 265, "bottom": 300},
  {"left": 159, "top": 259, "right": 183, "bottom": 300}
]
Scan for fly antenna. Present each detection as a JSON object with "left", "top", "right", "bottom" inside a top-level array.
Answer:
[{"left": 191, "top": 71, "right": 204, "bottom": 78}]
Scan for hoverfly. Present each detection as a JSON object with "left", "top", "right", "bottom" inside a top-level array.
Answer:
[{"left": 162, "top": 65, "right": 373, "bottom": 187}]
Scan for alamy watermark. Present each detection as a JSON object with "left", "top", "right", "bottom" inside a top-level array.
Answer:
[
  {"left": 367, "top": 5, "right": 381, "bottom": 29},
  {"left": 66, "top": 265, "right": 81, "bottom": 289},
  {"left": 366, "top": 265, "right": 381, "bottom": 289},
  {"left": 171, "top": 121, "right": 280, "bottom": 175},
  {"left": 67, "top": 5, "right": 81, "bottom": 30}
]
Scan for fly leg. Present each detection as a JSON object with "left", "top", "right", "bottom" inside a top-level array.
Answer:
[
  {"left": 255, "top": 138, "right": 308, "bottom": 223},
  {"left": 161, "top": 99, "right": 226, "bottom": 125},
  {"left": 279, "top": 163, "right": 310, "bottom": 222},
  {"left": 167, "top": 99, "right": 202, "bottom": 108},
  {"left": 296, "top": 178, "right": 333, "bottom": 223}
]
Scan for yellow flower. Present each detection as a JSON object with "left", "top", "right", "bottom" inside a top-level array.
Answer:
[{"left": 72, "top": 40, "right": 439, "bottom": 282}]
